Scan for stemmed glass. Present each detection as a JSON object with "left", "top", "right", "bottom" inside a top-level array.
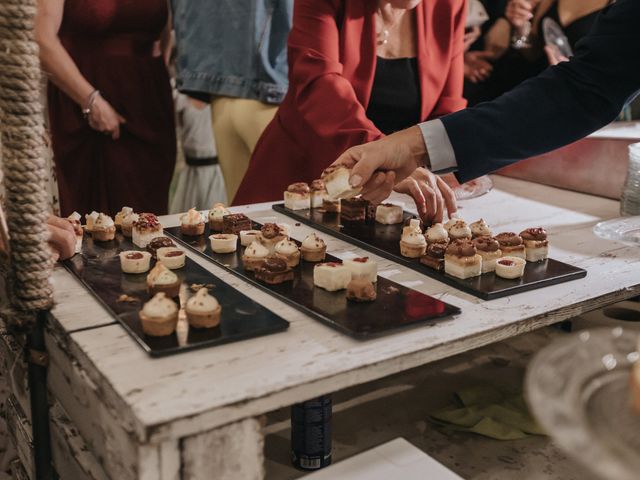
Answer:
[{"left": 511, "top": 0, "right": 540, "bottom": 49}]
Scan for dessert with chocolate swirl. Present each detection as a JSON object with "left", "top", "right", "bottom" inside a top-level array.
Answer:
[
  {"left": 222, "top": 213, "right": 251, "bottom": 235},
  {"left": 444, "top": 239, "right": 482, "bottom": 279},
  {"left": 495, "top": 232, "right": 526, "bottom": 259},
  {"left": 473, "top": 236, "right": 502, "bottom": 273},
  {"left": 254, "top": 255, "right": 294, "bottom": 285},
  {"left": 341, "top": 197, "right": 369, "bottom": 222},
  {"left": 284, "top": 182, "right": 311, "bottom": 211},
  {"left": 520, "top": 227, "right": 549, "bottom": 262},
  {"left": 420, "top": 242, "right": 447, "bottom": 271},
  {"left": 259, "top": 223, "right": 287, "bottom": 253},
  {"left": 147, "top": 236, "right": 176, "bottom": 259}
]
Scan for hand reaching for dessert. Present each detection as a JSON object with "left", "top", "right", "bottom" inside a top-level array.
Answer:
[
  {"left": 393, "top": 168, "right": 457, "bottom": 223},
  {"left": 88, "top": 95, "right": 126, "bottom": 140},
  {"left": 47, "top": 215, "right": 77, "bottom": 261}
]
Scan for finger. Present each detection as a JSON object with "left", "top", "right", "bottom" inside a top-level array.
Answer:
[
  {"left": 366, "top": 172, "right": 396, "bottom": 205},
  {"left": 360, "top": 171, "right": 387, "bottom": 197},
  {"left": 433, "top": 189, "right": 445, "bottom": 224},
  {"left": 48, "top": 224, "right": 76, "bottom": 260},
  {"left": 403, "top": 178, "right": 427, "bottom": 219},
  {"left": 112, "top": 124, "right": 120, "bottom": 140},
  {"left": 436, "top": 176, "right": 458, "bottom": 217},
  {"left": 417, "top": 181, "right": 437, "bottom": 221},
  {"left": 118, "top": 114, "right": 126, "bottom": 124},
  {"left": 348, "top": 149, "right": 381, "bottom": 189},
  {"left": 48, "top": 244, "right": 60, "bottom": 263},
  {"left": 47, "top": 215, "right": 76, "bottom": 235}
]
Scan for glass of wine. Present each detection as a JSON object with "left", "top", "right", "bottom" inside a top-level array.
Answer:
[{"left": 511, "top": 0, "right": 540, "bottom": 50}]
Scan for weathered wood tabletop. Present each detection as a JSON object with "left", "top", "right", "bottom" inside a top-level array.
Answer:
[{"left": 44, "top": 176, "right": 640, "bottom": 479}]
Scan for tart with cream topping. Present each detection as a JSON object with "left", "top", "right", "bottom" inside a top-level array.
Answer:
[
  {"left": 186, "top": 288, "right": 221, "bottom": 329},
  {"left": 208, "top": 203, "right": 230, "bottom": 231},
  {"left": 146, "top": 263, "right": 181, "bottom": 298},
  {"left": 180, "top": 208, "right": 205, "bottom": 236},
  {"left": 274, "top": 239, "right": 301, "bottom": 268},
  {"left": 300, "top": 233, "right": 327, "bottom": 262},
  {"left": 156, "top": 247, "right": 186, "bottom": 269},
  {"left": 209, "top": 234, "right": 238, "bottom": 254},
  {"left": 139, "top": 293, "right": 179, "bottom": 336},
  {"left": 242, "top": 241, "right": 270, "bottom": 271},
  {"left": 239, "top": 229, "right": 261, "bottom": 247},
  {"left": 91, "top": 213, "right": 116, "bottom": 242},
  {"left": 119, "top": 250, "right": 152, "bottom": 274}
]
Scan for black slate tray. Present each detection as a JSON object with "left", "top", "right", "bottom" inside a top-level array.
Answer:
[
  {"left": 272, "top": 204, "right": 587, "bottom": 300},
  {"left": 165, "top": 223, "right": 460, "bottom": 339},
  {"left": 63, "top": 234, "right": 289, "bottom": 357}
]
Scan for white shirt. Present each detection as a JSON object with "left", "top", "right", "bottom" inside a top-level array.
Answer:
[{"left": 418, "top": 119, "right": 459, "bottom": 173}]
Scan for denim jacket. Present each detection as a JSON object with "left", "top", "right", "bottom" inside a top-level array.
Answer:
[{"left": 171, "top": 0, "right": 292, "bottom": 104}]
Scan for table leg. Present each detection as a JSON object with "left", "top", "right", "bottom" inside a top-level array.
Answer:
[{"left": 182, "top": 417, "right": 265, "bottom": 480}]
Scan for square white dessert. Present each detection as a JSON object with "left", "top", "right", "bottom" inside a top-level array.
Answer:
[
  {"left": 525, "top": 245, "right": 549, "bottom": 262},
  {"left": 313, "top": 263, "right": 352, "bottom": 291},
  {"left": 311, "top": 190, "right": 327, "bottom": 208},
  {"left": 284, "top": 191, "right": 310, "bottom": 210},
  {"left": 444, "top": 254, "right": 482, "bottom": 279},
  {"left": 375, "top": 204, "right": 404, "bottom": 225},
  {"left": 132, "top": 227, "right": 163, "bottom": 248},
  {"left": 343, "top": 257, "right": 377, "bottom": 282}
]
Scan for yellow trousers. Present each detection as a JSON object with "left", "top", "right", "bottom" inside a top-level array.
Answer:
[{"left": 210, "top": 97, "right": 277, "bottom": 203}]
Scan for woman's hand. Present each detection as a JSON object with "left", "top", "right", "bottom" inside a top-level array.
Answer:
[
  {"left": 88, "top": 95, "right": 126, "bottom": 140},
  {"left": 464, "top": 26, "right": 482, "bottom": 52},
  {"left": 464, "top": 51, "right": 494, "bottom": 83},
  {"left": 545, "top": 45, "right": 569, "bottom": 66},
  {"left": 393, "top": 168, "right": 457, "bottom": 223},
  {"left": 47, "top": 215, "right": 76, "bottom": 261},
  {"left": 505, "top": 0, "right": 535, "bottom": 28}
]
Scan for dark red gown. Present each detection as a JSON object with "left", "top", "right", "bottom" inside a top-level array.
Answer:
[{"left": 48, "top": 0, "right": 176, "bottom": 217}]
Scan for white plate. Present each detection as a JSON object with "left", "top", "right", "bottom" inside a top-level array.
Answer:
[
  {"left": 526, "top": 328, "right": 640, "bottom": 480},
  {"left": 593, "top": 216, "right": 640, "bottom": 245}
]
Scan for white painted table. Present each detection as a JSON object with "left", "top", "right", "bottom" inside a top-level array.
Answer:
[{"left": 36, "top": 176, "right": 640, "bottom": 479}]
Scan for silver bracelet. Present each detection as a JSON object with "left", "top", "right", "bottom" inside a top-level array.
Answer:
[{"left": 82, "top": 90, "right": 101, "bottom": 119}]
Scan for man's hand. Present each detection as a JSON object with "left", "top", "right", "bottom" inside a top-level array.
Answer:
[
  {"left": 464, "top": 51, "right": 494, "bottom": 84},
  {"left": 394, "top": 168, "right": 457, "bottom": 223},
  {"left": 47, "top": 215, "right": 76, "bottom": 261}
]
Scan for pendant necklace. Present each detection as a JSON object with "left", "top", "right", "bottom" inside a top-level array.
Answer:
[{"left": 376, "top": 8, "right": 401, "bottom": 46}]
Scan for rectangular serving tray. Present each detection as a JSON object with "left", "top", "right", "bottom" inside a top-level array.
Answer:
[
  {"left": 165, "top": 222, "right": 460, "bottom": 339},
  {"left": 63, "top": 234, "right": 289, "bottom": 357},
  {"left": 272, "top": 204, "right": 587, "bottom": 300}
]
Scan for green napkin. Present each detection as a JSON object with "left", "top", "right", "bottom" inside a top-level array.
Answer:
[{"left": 427, "top": 385, "right": 545, "bottom": 440}]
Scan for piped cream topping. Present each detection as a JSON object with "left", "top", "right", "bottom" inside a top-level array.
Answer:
[
  {"left": 181, "top": 208, "right": 204, "bottom": 225},
  {"left": 302, "top": 233, "right": 325, "bottom": 250},
  {"left": 245, "top": 241, "right": 269, "bottom": 258},
  {"left": 147, "top": 263, "right": 178, "bottom": 286},
  {"left": 94, "top": 213, "right": 114, "bottom": 229},
  {"left": 186, "top": 288, "right": 219, "bottom": 314},
  {"left": 275, "top": 239, "right": 299, "bottom": 256},
  {"left": 85, "top": 211, "right": 99, "bottom": 230},
  {"left": 208, "top": 203, "right": 229, "bottom": 221},
  {"left": 68, "top": 211, "right": 81, "bottom": 222},
  {"left": 426, "top": 223, "right": 449, "bottom": 243},
  {"left": 402, "top": 231, "right": 427, "bottom": 246},
  {"left": 142, "top": 292, "right": 178, "bottom": 318},
  {"left": 470, "top": 219, "right": 492, "bottom": 237},
  {"left": 449, "top": 220, "right": 472, "bottom": 238}
]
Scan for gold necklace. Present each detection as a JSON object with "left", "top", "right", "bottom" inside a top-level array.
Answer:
[{"left": 376, "top": 8, "right": 403, "bottom": 46}]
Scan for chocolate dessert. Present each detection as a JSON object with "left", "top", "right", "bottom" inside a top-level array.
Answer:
[
  {"left": 147, "top": 237, "right": 176, "bottom": 258},
  {"left": 222, "top": 213, "right": 252, "bottom": 235},
  {"left": 420, "top": 242, "right": 447, "bottom": 271},
  {"left": 254, "top": 255, "right": 294, "bottom": 285},
  {"left": 340, "top": 197, "right": 369, "bottom": 222}
]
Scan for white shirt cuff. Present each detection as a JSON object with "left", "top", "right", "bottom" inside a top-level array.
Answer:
[{"left": 418, "top": 119, "right": 458, "bottom": 173}]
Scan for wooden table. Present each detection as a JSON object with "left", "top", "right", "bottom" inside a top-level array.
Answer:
[{"left": 5, "top": 176, "right": 640, "bottom": 480}]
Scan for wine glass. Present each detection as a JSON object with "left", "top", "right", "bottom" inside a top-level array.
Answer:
[{"left": 511, "top": 0, "right": 540, "bottom": 50}]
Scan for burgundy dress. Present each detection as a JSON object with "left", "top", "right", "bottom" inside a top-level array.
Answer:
[{"left": 48, "top": 0, "right": 176, "bottom": 217}]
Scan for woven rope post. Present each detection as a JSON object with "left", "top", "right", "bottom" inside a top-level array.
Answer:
[{"left": 0, "top": 0, "right": 54, "bottom": 330}]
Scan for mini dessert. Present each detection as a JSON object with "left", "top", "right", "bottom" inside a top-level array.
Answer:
[
  {"left": 132, "top": 213, "right": 163, "bottom": 248},
  {"left": 119, "top": 251, "right": 152, "bottom": 274},
  {"left": 375, "top": 203, "right": 404, "bottom": 225},
  {"left": 405, "top": 216, "right": 424, "bottom": 231},
  {"left": 114, "top": 206, "right": 133, "bottom": 232},
  {"left": 310, "top": 179, "right": 328, "bottom": 208},
  {"left": 343, "top": 257, "right": 377, "bottom": 282},
  {"left": 402, "top": 218, "right": 423, "bottom": 237},
  {"left": 91, "top": 213, "right": 116, "bottom": 242},
  {"left": 346, "top": 278, "right": 377, "bottom": 302},
  {"left": 274, "top": 239, "right": 301, "bottom": 268},
  {"left": 120, "top": 210, "right": 139, "bottom": 237},
  {"left": 156, "top": 247, "right": 186, "bottom": 269},
  {"left": 222, "top": 213, "right": 251, "bottom": 235},
  {"left": 495, "top": 232, "right": 526, "bottom": 259},
  {"left": 340, "top": 197, "right": 369, "bottom": 222},
  {"left": 139, "top": 293, "right": 179, "bottom": 336},
  {"left": 209, "top": 233, "right": 238, "bottom": 254},
  {"left": 425, "top": 223, "right": 449, "bottom": 245},
  {"left": 146, "top": 236, "right": 176, "bottom": 259},
  {"left": 300, "top": 233, "right": 327, "bottom": 262},
  {"left": 239, "top": 229, "right": 261, "bottom": 247},
  {"left": 365, "top": 202, "right": 378, "bottom": 224},
  {"left": 444, "top": 217, "right": 460, "bottom": 233},
  {"left": 180, "top": 208, "right": 205, "bottom": 236},
  {"left": 447, "top": 220, "right": 472, "bottom": 240},
  {"left": 520, "top": 227, "right": 549, "bottom": 262},
  {"left": 277, "top": 223, "right": 292, "bottom": 239},
  {"left": 444, "top": 239, "right": 482, "bottom": 279},
  {"left": 146, "top": 263, "right": 181, "bottom": 298},
  {"left": 420, "top": 242, "right": 447, "bottom": 271},
  {"left": 470, "top": 219, "right": 492, "bottom": 238},
  {"left": 67, "top": 212, "right": 83, "bottom": 254},
  {"left": 313, "top": 262, "right": 352, "bottom": 291},
  {"left": 284, "top": 182, "right": 311, "bottom": 210},
  {"left": 321, "top": 165, "right": 363, "bottom": 200},
  {"left": 495, "top": 256, "right": 526, "bottom": 279},
  {"left": 255, "top": 255, "right": 294, "bottom": 285},
  {"left": 473, "top": 236, "right": 502, "bottom": 273},
  {"left": 85, "top": 211, "right": 99, "bottom": 232},
  {"left": 259, "top": 223, "right": 287, "bottom": 253},
  {"left": 400, "top": 229, "right": 427, "bottom": 258},
  {"left": 322, "top": 199, "right": 341, "bottom": 213},
  {"left": 208, "top": 203, "right": 230, "bottom": 231},
  {"left": 242, "top": 241, "right": 270, "bottom": 271},
  {"left": 185, "top": 288, "right": 221, "bottom": 329}
]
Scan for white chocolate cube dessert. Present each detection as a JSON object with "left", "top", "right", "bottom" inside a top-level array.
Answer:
[
  {"left": 520, "top": 227, "right": 549, "bottom": 262},
  {"left": 444, "top": 240, "right": 482, "bottom": 279},
  {"left": 343, "top": 257, "right": 377, "bottom": 282},
  {"left": 321, "top": 165, "right": 362, "bottom": 200},
  {"left": 310, "top": 179, "right": 328, "bottom": 208},
  {"left": 313, "top": 262, "right": 352, "bottom": 291},
  {"left": 284, "top": 182, "right": 311, "bottom": 210},
  {"left": 375, "top": 203, "right": 404, "bottom": 225}
]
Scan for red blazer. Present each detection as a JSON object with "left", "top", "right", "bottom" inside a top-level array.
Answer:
[{"left": 233, "top": 0, "right": 467, "bottom": 205}]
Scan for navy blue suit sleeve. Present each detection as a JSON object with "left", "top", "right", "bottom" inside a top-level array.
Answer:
[{"left": 441, "top": 0, "right": 640, "bottom": 183}]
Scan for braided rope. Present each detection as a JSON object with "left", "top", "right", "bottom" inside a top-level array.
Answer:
[{"left": 0, "top": 0, "right": 54, "bottom": 329}]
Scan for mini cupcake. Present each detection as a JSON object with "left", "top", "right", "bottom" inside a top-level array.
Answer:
[
  {"left": 146, "top": 263, "right": 181, "bottom": 298},
  {"left": 115, "top": 206, "right": 134, "bottom": 232},
  {"left": 91, "top": 213, "right": 116, "bottom": 242},
  {"left": 67, "top": 211, "right": 83, "bottom": 254},
  {"left": 448, "top": 220, "right": 472, "bottom": 241},
  {"left": 180, "top": 208, "right": 205, "bottom": 236},
  {"left": 400, "top": 230, "right": 427, "bottom": 258},
  {"left": 242, "top": 241, "right": 270, "bottom": 271},
  {"left": 120, "top": 210, "right": 139, "bottom": 238},
  {"left": 470, "top": 219, "right": 492, "bottom": 238},
  {"left": 119, "top": 251, "right": 152, "bottom": 274},
  {"left": 209, "top": 233, "right": 238, "bottom": 254},
  {"left": 300, "top": 233, "right": 326, "bottom": 262},
  {"left": 185, "top": 288, "right": 221, "bottom": 329},
  {"left": 208, "top": 203, "right": 230, "bottom": 231},
  {"left": 239, "top": 229, "right": 261, "bottom": 247},
  {"left": 402, "top": 218, "right": 423, "bottom": 238},
  {"left": 425, "top": 223, "right": 449, "bottom": 245},
  {"left": 139, "top": 292, "right": 179, "bottom": 336},
  {"left": 275, "top": 239, "right": 301, "bottom": 268},
  {"left": 133, "top": 213, "right": 163, "bottom": 248},
  {"left": 156, "top": 247, "right": 186, "bottom": 269}
]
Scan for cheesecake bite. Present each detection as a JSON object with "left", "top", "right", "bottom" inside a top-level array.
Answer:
[
  {"left": 313, "top": 262, "right": 352, "bottom": 291},
  {"left": 321, "top": 165, "right": 363, "bottom": 200},
  {"left": 495, "top": 232, "right": 526, "bottom": 259},
  {"left": 284, "top": 182, "right": 311, "bottom": 210},
  {"left": 444, "top": 239, "right": 482, "bottom": 279},
  {"left": 132, "top": 213, "right": 163, "bottom": 248},
  {"left": 310, "top": 179, "right": 329, "bottom": 208},
  {"left": 520, "top": 227, "right": 549, "bottom": 262},
  {"left": 343, "top": 257, "right": 377, "bottom": 282},
  {"left": 473, "top": 236, "right": 502, "bottom": 273},
  {"left": 375, "top": 203, "right": 404, "bottom": 225}
]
